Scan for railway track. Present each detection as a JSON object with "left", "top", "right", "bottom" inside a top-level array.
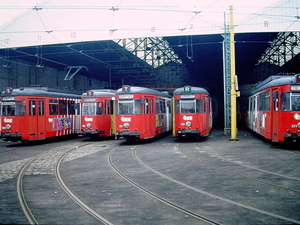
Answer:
[
  {"left": 2, "top": 130, "right": 299, "bottom": 224},
  {"left": 176, "top": 143, "right": 300, "bottom": 194},
  {"left": 109, "top": 145, "right": 220, "bottom": 225},
  {"left": 17, "top": 141, "right": 112, "bottom": 225},
  {"left": 130, "top": 142, "right": 300, "bottom": 224},
  {"left": 55, "top": 145, "right": 113, "bottom": 225}
]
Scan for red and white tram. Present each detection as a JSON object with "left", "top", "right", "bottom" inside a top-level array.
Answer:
[
  {"left": 173, "top": 86, "right": 212, "bottom": 139},
  {"left": 81, "top": 89, "right": 116, "bottom": 139},
  {"left": 1, "top": 86, "right": 81, "bottom": 142},
  {"left": 115, "top": 85, "right": 172, "bottom": 142},
  {"left": 246, "top": 74, "right": 300, "bottom": 143}
]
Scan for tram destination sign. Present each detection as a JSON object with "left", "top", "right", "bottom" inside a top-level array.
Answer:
[
  {"left": 83, "top": 98, "right": 96, "bottom": 102},
  {"left": 180, "top": 94, "right": 195, "bottom": 99},
  {"left": 119, "top": 94, "right": 134, "bottom": 99},
  {"left": 2, "top": 96, "right": 15, "bottom": 101}
]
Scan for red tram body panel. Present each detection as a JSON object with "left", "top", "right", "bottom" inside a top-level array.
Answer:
[
  {"left": 246, "top": 74, "right": 300, "bottom": 143},
  {"left": 81, "top": 89, "right": 116, "bottom": 138},
  {"left": 173, "top": 86, "right": 213, "bottom": 139},
  {"left": 1, "top": 87, "right": 81, "bottom": 142},
  {"left": 115, "top": 85, "right": 172, "bottom": 141}
]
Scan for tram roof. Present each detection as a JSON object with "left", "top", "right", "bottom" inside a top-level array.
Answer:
[
  {"left": 251, "top": 74, "right": 300, "bottom": 95},
  {"left": 1, "top": 86, "right": 82, "bottom": 98},
  {"left": 117, "top": 86, "right": 171, "bottom": 98},
  {"left": 82, "top": 89, "right": 116, "bottom": 97},
  {"left": 173, "top": 86, "right": 209, "bottom": 95}
]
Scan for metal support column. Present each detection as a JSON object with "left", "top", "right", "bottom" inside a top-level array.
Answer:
[
  {"left": 222, "top": 12, "right": 231, "bottom": 136},
  {"left": 229, "top": 6, "right": 239, "bottom": 141}
]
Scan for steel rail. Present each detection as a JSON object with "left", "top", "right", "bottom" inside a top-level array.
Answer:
[
  {"left": 17, "top": 149, "right": 56, "bottom": 225},
  {"left": 55, "top": 144, "right": 114, "bottom": 225},
  {"left": 17, "top": 142, "right": 100, "bottom": 225},
  {"left": 199, "top": 143, "right": 300, "bottom": 181},
  {"left": 178, "top": 143, "right": 300, "bottom": 194},
  {"left": 133, "top": 143, "right": 300, "bottom": 224},
  {"left": 109, "top": 145, "right": 221, "bottom": 225}
]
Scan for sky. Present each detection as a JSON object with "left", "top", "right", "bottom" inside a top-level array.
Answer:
[
  {"left": 0, "top": 0, "right": 287, "bottom": 49},
  {"left": 0, "top": 0, "right": 280, "bottom": 26}
]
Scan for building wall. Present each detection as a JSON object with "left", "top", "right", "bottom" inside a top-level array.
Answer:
[{"left": 0, "top": 59, "right": 107, "bottom": 93}]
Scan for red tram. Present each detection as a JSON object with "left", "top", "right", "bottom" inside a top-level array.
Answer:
[
  {"left": 81, "top": 89, "right": 116, "bottom": 139},
  {"left": 173, "top": 86, "right": 212, "bottom": 139},
  {"left": 115, "top": 85, "right": 172, "bottom": 142},
  {"left": 246, "top": 74, "right": 300, "bottom": 143},
  {"left": 1, "top": 86, "right": 81, "bottom": 142}
]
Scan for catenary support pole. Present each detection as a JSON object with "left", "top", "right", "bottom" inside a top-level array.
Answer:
[{"left": 229, "top": 6, "right": 239, "bottom": 141}]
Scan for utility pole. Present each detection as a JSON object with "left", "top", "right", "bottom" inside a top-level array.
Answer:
[{"left": 229, "top": 5, "right": 240, "bottom": 141}]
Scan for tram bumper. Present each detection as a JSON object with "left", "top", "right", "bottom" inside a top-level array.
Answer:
[
  {"left": 284, "top": 133, "right": 300, "bottom": 141},
  {"left": 82, "top": 130, "right": 104, "bottom": 137},
  {"left": 116, "top": 131, "right": 140, "bottom": 139},
  {"left": 177, "top": 130, "right": 201, "bottom": 137},
  {"left": 3, "top": 133, "right": 22, "bottom": 142},
  {"left": 178, "top": 130, "right": 200, "bottom": 134}
]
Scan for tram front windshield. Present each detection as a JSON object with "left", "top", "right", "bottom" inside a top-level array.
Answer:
[
  {"left": 177, "top": 99, "right": 200, "bottom": 114},
  {"left": 82, "top": 102, "right": 103, "bottom": 115},
  {"left": 117, "top": 100, "right": 142, "bottom": 115},
  {"left": 281, "top": 92, "right": 300, "bottom": 111},
  {"left": 2, "top": 101, "right": 26, "bottom": 116}
]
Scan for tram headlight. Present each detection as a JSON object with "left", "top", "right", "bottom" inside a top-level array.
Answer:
[
  {"left": 86, "top": 123, "right": 92, "bottom": 129},
  {"left": 5, "top": 124, "right": 11, "bottom": 132},
  {"left": 297, "top": 122, "right": 300, "bottom": 129},
  {"left": 123, "top": 123, "right": 130, "bottom": 129},
  {"left": 186, "top": 121, "right": 192, "bottom": 128}
]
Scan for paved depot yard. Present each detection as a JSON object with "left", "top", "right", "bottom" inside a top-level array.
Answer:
[{"left": 0, "top": 127, "right": 299, "bottom": 224}]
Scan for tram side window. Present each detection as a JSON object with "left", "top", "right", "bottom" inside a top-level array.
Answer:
[
  {"left": 281, "top": 92, "right": 290, "bottom": 111},
  {"left": 291, "top": 94, "right": 300, "bottom": 111},
  {"left": 155, "top": 98, "right": 166, "bottom": 114},
  {"left": 280, "top": 92, "right": 300, "bottom": 111},
  {"left": 205, "top": 99, "right": 209, "bottom": 113},
  {"left": 259, "top": 91, "right": 270, "bottom": 111},
  {"left": 109, "top": 100, "right": 114, "bottom": 115},
  {"left": 202, "top": 99, "right": 207, "bottom": 113},
  {"left": 29, "top": 100, "right": 36, "bottom": 116},
  {"left": 196, "top": 99, "right": 201, "bottom": 113},
  {"left": 59, "top": 100, "right": 67, "bottom": 115},
  {"left": 150, "top": 99, "right": 153, "bottom": 114},
  {"left": 68, "top": 100, "right": 76, "bottom": 115},
  {"left": 156, "top": 98, "right": 161, "bottom": 113},
  {"left": 144, "top": 99, "right": 149, "bottom": 114},
  {"left": 17, "top": 102, "right": 26, "bottom": 116},
  {"left": 166, "top": 99, "right": 171, "bottom": 112},
  {"left": 134, "top": 100, "right": 142, "bottom": 114},
  {"left": 176, "top": 100, "right": 180, "bottom": 113},
  {"left": 105, "top": 101, "right": 110, "bottom": 115},
  {"left": 105, "top": 101, "right": 115, "bottom": 115},
  {"left": 49, "top": 99, "right": 59, "bottom": 115},
  {"left": 76, "top": 103, "right": 80, "bottom": 115},
  {"left": 95, "top": 102, "right": 102, "bottom": 115},
  {"left": 160, "top": 99, "right": 166, "bottom": 113},
  {"left": 117, "top": 100, "right": 141, "bottom": 115},
  {"left": 38, "top": 100, "right": 44, "bottom": 116},
  {"left": 272, "top": 91, "right": 278, "bottom": 111},
  {"left": 250, "top": 96, "right": 256, "bottom": 112}
]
